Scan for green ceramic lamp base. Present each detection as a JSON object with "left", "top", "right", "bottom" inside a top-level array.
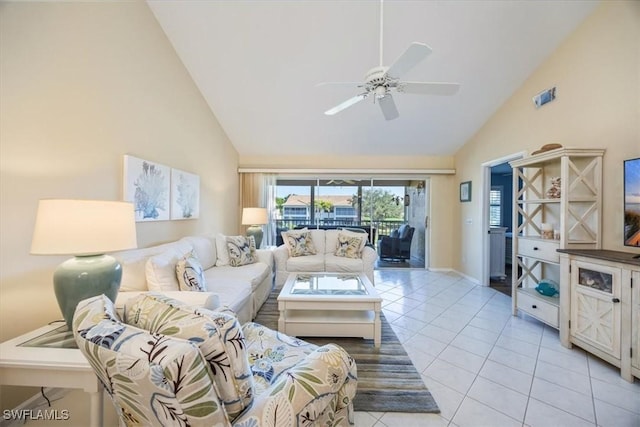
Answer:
[
  {"left": 246, "top": 225, "right": 264, "bottom": 249},
  {"left": 53, "top": 254, "right": 122, "bottom": 330}
]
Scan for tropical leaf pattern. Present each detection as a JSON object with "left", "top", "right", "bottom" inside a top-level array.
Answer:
[
  {"left": 175, "top": 251, "right": 207, "bottom": 291},
  {"left": 226, "top": 235, "right": 257, "bottom": 267},
  {"left": 238, "top": 323, "right": 357, "bottom": 426},
  {"left": 282, "top": 230, "right": 317, "bottom": 257},
  {"left": 73, "top": 294, "right": 357, "bottom": 427},
  {"left": 123, "top": 293, "right": 254, "bottom": 419},
  {"left": 73, "top": 295, "right": 229, "bottom": 426},
  {"left": 334, "top": 234, "right": 364, "bottom": 259}
]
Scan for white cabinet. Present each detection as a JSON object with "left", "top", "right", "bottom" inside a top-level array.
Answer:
[
  {"left": 559, "top": 250, "right": 640, "bottom": 382},
  {"left": 489, "top": 227, "right": 507, "bottom": 279},
  {"left": 631, "top": 270, "right": 640, "bottom": 379},
  {"left": 569, "top": 259, "right": 621, "bottom": 359},
  {"left": 510, "top": 148, "right": 604, "bottom": 330}
]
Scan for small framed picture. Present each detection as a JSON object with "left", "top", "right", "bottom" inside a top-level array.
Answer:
[
  {"left": 460, "top": 181, "right": 472, "bottom": 202},
  {"left": 533, "top": 87, "right": 556, "bottom": 108}
]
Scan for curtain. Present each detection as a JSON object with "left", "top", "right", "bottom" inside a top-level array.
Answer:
[{"left": 239, "top": 172, "right": 277, "bottom": 247}]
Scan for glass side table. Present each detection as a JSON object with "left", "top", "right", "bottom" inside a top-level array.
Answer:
[{"left": 0, "top": 323, "right": 104, "bottom": 427}]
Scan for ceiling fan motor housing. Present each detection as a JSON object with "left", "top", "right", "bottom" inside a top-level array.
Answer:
[{"left": 364, "top": 66, "right": 394, "bottom": 98}]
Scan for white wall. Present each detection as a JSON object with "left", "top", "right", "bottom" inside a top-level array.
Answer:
[
  {"left": 0, "top": 1, "right": 239, "bottom": 409},
  {"left": 453, "top": 1, "right": 640, "bottom": 281}
]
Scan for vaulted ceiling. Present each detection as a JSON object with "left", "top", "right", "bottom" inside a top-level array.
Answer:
[{"left": 147, "top": 0, "right": 598, "bottom": 157}]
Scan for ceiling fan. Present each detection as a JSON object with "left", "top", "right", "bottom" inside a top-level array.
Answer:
[{"left": 321, "top": 0, "right": 460, "bottom": 120}]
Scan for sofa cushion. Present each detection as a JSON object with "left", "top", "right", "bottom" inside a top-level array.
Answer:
[
  {"left": 145, "top": 241, "right": 193, "bottom": 292},
  {"left": 116, "top": 252, "right": 150, "bottom": 292},
  {"left": 215, "top": 233, "right": 231, "bottom": 266},
  {"left": 282, "top": 229, "right": 317, "bottom": 257},
  {"left": 309, "top": 229, "right": 326, "bottom": 253},
  {"left": 205, "top": 262, "right": 271, "bottom": 293},
  {"left": 114, "top": 243, "right": 175, "bottom": 292},
  {"left": 180, "top": 236, "right": 217, "bottom": 270},
  {"left": 325, "top": 254, "right": 365, "bottom": 274},
  {"left": 175, "top": 251, "right": 206, "bottom": 292},
  {"left": 202, "top": 273, "right": 253, "bottom": 321},
  {"left": 226, "top": 235, "right": 257, "bottom": 266},
  {"left": 286, "top": 253, "right": 324, "bottom": 272}
]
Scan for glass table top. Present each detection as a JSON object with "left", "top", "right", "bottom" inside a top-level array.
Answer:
[
  {"left": 19, "top": 324, "right": 77, "bottom": 349},
  {"left": 291, "top": 274, "right": 368, "bottom": 295}
]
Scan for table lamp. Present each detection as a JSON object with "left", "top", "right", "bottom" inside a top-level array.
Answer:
[
  {"left": 31, "top": 199, "right": 137, "bottom": 330},
  {"left": 241, "top": 207, "right": 268, "bottom": 249}
]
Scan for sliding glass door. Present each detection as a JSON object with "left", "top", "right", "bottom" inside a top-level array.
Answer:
[{"left": 274, "top": 177, "right": 427, "bottom": 268}]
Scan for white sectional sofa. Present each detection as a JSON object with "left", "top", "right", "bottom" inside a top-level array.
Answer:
[
  {"left": 112, "top": 235, "right": 273, "bottom": 324},
  {"left": 273, "top": 228, "right": 377, "bottom": 288}
]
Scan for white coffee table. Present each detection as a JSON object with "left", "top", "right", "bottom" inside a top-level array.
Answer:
[
  {"left": 278, "top": 272, "right": 382, "bottom": 347},
  {"left": 0, "top": 323, "right": 104, "bottom": 427}
]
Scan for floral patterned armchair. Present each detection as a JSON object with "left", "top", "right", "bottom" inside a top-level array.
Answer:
[{"left": 73, "top": 293, "right": 357, "bottom": 426}]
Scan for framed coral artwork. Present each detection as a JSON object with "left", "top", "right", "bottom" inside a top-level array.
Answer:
[
  {"left": 123, "top": 155, "right": 171, "bottom": 222},
  {"left": 170, "top": 168, "right": 200, "bottom": 220}
]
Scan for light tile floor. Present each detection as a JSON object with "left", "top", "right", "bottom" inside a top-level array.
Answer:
[
  {"left": 355, "top": 269, "right": 640, "bottom": 427},
  {"left": 18, "top": 269, "right": 640, "bottom": 427}
]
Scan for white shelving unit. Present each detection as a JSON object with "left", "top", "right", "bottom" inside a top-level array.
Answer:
[{"left": 509, "top": 148, "right": 604, "bottom": 329}]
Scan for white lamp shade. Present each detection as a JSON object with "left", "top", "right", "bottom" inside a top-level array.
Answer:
[
  {"left": 31, "top": 199, "right": 138, "bottom": 256},
  {"left": 241, "top": 207, "right": 268, "bottom": 225}
]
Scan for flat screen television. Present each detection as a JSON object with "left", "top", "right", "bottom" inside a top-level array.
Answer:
[{"left": 624, "top": 157, "right": 640, "bottom": 247}]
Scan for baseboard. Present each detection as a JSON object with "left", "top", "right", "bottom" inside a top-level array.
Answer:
[
  {"left": 452, "top": 269, "right": 482, "bottom": 285},
  {"left": 0, "top": 388, "right": 68, "bottom": 427},
  {"left": 427, "top": 267, "right": 453, "bottom": 272}
]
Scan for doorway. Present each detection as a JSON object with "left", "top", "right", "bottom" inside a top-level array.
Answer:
[{"left": 481, "top": 153, "right": 525, "bottom": 292}]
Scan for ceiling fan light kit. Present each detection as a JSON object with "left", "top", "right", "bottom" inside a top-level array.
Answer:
[{"left": 321, "top": 0, "right": 460, "bottom": 120}]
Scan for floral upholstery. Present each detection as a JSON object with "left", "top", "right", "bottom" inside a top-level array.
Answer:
[
  {"left": 238, "top": 322, "right": 358, "bottom": 426},
  {"left": 73, "top": 294, "right": 357, "bottom": 426},
  {"left": 123, "top": 293, "right": 254, "bottom": 419}
]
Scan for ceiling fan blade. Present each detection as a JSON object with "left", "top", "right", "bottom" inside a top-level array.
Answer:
[
  {"left": 324, "top": 94, "right": 367, "bottom": 116},
  {"left": 397, "top": 81, "right": 460, "bottom": 96},
  {"left": 316, "top": 81, "right": 362, "bottom": 87},
  {"left": 378, "top": 94, "right": 399, "bottom": 121},
  {"left": 386, "top": 42, "right": 432, "bottom": 79}
]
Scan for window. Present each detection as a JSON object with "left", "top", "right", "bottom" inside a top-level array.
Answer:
[
  {"left": 335, "top": 206, "right": 356, "bottom": 217},
  {"left": 490, "top": 186, "right": 502, "bottom": 227},
  {"left": 283, "top": 206, "right": 307, "bottom": 218}
]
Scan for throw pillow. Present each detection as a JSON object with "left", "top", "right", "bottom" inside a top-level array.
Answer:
[
  {"left": 175, "top": 251, "right": 206, "bottom": 292},
  {"left": 335, "top": 232, "right": 364, "bottom": 259},
  {"left": 338, "top": 229, "right": 367, "bottom": 252},
  {"left": 282, "top": 229, "right": 317, "bottom": 257},
  {"left": 226, "top": 235, "right": 257, "bottom": 267},
  {"left": 145, "top": 246, "right": 193, "bottom": 292},
  {"left": 215, "top": 233, "right": 231, "bottom": 266}
]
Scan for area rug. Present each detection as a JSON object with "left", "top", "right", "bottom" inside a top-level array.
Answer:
[{"left": 253, "top": 292, "right": 440, "bottom": 413}]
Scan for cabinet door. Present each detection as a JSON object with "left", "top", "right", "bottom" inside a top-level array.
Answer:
[{"left": 570, "top": 260, "right": 621, "bottom": 359}]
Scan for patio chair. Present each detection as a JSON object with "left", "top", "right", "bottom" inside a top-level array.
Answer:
[{"left": 377, "top": 224, "right": 415, "bottom": 261}]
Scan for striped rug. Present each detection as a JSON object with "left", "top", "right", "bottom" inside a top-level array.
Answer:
[{"left": 253, "top": 292, "right": 440, "bottom": 413}]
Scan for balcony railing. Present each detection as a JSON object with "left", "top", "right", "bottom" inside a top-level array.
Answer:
[{"left": 274, "top": 218, "right": 407, "bottom": 244}]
